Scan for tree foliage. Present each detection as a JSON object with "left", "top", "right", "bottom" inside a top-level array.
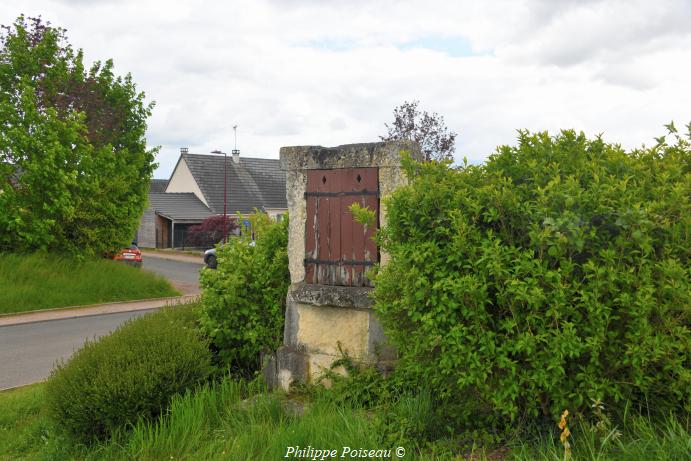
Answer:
[
  {"left": 380, "top": 100, "right": 457, "bottom": 161},
  {"left": 0, "top": 16, "right": 157, "bottom": 254},
  {"left": 375, "top": 126, "right": 690, "bottom": 431},
  {"left": 186, "top": 215, "right": 238, "bottom": 248}
]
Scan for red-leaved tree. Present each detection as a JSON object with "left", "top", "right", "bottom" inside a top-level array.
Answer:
[{"left": 186, "top": 215, "right": 238, "bottom": 247}]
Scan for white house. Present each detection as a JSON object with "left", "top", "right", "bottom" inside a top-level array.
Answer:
[{"left": 137, "top": 148, "right": 287, "bottom": 248}]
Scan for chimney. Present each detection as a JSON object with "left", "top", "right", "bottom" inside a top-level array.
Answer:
[
  {"left": 180, "top": 147, "right": 189, "bottom": 155},
  {"left": 231, "top": 148, "right": 240, "bottom": 163}
]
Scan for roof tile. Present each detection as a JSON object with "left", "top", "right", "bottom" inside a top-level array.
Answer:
[
  {"left": 181, "top": 153, "right": 287, "bottom": 215},
  {"left": 149, "top": 193, "right": 212, "bottom": 221},
  {"left": 150, "top": 179, "right": 169, "bottom": 193}
]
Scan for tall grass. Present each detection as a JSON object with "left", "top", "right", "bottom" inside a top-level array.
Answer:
[
  {"left": 0, "top": 384, "right": 47, "bottom": 459},
  {"left": 0, "top": 383, "right": 76, "bottom": 461},
  {"left": 86, "top": 379, "right": 383, "bottom": 461},
  {"left": 0, "top": 253, "right": 179, "bottom": 314},
  {"left": 1, "top": 379, "right": 689, "bottom": 461},
  {"left": 511, "top": 412, "right": 691, "bottom": 461},
  {"left": 82, "top": 382, "right": 691, "bottom": 461}
]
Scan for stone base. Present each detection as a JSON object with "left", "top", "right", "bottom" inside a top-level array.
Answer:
[
  {"left": 262, "top": 345, "right": 309, "bottom": 392},
  {"left": 264, "top": 283, "right": 396, "bottom": 391},
  {"left": 263, "top": 346, "right": 395, "bottom": 392}
]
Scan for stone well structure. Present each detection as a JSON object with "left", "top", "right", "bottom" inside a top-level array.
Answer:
[{"left": 264, "top": 141, "right": 422, "bottom": 390}]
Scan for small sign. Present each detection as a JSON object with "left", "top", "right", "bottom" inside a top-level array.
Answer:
[{"left": 243, "top": 220, "right": 251, "bottom": 227}]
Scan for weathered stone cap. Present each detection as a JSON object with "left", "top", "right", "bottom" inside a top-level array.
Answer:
[
  {"left": 289, "top": 282, "right": 374, "bottom": 310},
  {"left": 280, "top": 141, "right": 422, "bottom": 171}
]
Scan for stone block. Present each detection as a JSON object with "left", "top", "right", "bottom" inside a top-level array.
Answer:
[
  {"left": 296, "top": 303, "right": 371, "bottom": 357},
  {"left": 263, "top": 345, "right": 309, "bottom": 392}
]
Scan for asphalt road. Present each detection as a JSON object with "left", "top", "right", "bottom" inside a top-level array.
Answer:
[
  {"left": 141, "top": 256, "right": 204, "bottom": 292},
  {"left": 0, "top": 310, "right": 155, "bottom": 389},
  {"left": 0, "top": 254, "right": 205, "bottom": 390}
]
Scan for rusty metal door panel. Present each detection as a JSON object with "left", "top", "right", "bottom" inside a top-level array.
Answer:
[{"left": 305, "top": 168, "right": 379, "bottom": 286}]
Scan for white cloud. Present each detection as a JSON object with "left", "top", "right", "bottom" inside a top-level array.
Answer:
[{"left": 1, "top": 0, "right": 689, "bottom": 177}]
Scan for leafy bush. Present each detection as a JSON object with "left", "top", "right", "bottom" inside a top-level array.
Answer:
[
  {"left": 45, "top": 304, "right": 211, "bottom": 443},
  {"left": 313, "top": 350, "right": 438, "bottom": 450},
  {"left": 374, "top": 126, "right": 690, "bottom": 430},
  {"left": 200, "top": 212, "right": 289, "bottom": 375}
]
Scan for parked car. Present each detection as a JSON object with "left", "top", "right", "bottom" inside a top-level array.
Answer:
[
  {"left": 204, "top": 248, "right": 217, "bottom": 269},
  {"left": 112, "top": 244, "right": 143, "bottom": 268}
]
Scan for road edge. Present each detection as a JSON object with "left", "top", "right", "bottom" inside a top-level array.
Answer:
[
  {"left": 0, "top": 295, "right": 200, "bottom": 327},
  {"left": 141, "top": 249, "right": 205, "bottom": 264}
]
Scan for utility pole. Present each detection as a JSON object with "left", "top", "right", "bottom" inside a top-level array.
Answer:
[{"left": 210, "top": 149, "right": 228, "bottom": 243}]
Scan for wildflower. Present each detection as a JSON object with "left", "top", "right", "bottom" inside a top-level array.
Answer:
[
  {"left": 559, "top": 409, "right": 569, "bottom": 430},
  {"left": 558, "top": 409, "right": 572, "bottom": 461}
]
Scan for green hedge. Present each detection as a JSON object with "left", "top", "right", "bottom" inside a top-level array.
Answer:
[
  {"left": 200, "top": 213, "right": 289, "bottom": 375},
  {"left": 374, "top": 127, "right": 690, "bottom": 430},
  {"left": 45, "top": 304, "right": 211, "bottom": 443}
]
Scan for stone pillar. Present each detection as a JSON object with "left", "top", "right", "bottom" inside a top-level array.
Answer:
[{"left": 264, "top": 141, "right": 421, "bottom": 391}]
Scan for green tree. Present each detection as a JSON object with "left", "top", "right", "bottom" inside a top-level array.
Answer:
[
  {"left": 0, "top": 16, "right": 156, "bottom": 254},
  {"left": 380, "top": 100, "right": 457, "bottom": 162}
]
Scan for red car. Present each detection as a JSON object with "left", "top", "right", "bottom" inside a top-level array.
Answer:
[{"left": 112, "top": 244, "right": 143, "bottom": 268}]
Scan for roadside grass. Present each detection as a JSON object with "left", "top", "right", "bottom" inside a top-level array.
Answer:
[
  {"left": 0, "top": 379, "right": 384, "bottom": 461},
  {"left": 84, "top": 379, "right": 383, "bottom": 461},
  {"left": 0, "top": 384, "right": 54, "bottom": 460},
  {"left": 2, "top": 378, "right": 688, "bottom": 461},
  {"left": 0, "top": 383, "right": 76, "bottom": 461},
  {"left": 0, "top": 253, "right": 179, "bottom": 314}
]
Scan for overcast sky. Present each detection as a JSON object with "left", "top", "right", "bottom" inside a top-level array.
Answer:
[{"left": 2, "top": 0, "right": 690, "bottom": 178}]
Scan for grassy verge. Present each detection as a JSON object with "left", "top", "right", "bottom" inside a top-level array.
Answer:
[
  {"left": 0, "top": 379, "right": 383, "bottom": 461},
  {"left": 91, "top": 380, "right": 383, "bottom": 460},
  {"left": 0, "top": 253, "right": 179, "bottom": 314},
  {"left": 1, "top": 380, "right": 688, "bottom": 461},
  {"left": 0, "top": 384, "right": 56, "bottom": 460}
]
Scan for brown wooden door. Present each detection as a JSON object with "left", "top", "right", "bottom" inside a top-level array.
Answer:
[{"left": 305, "top": 168, "right": 379, "bottom": 287}]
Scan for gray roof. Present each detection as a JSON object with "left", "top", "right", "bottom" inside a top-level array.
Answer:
[
  {"left": 149, "top": 193, "right": 212, "bottom": 222},
  {"left": 150, "top": 179, "right": 169, "bottom": 193},
  {"left": 181, "top": 153, "right": 287, "bottom": 215}
]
